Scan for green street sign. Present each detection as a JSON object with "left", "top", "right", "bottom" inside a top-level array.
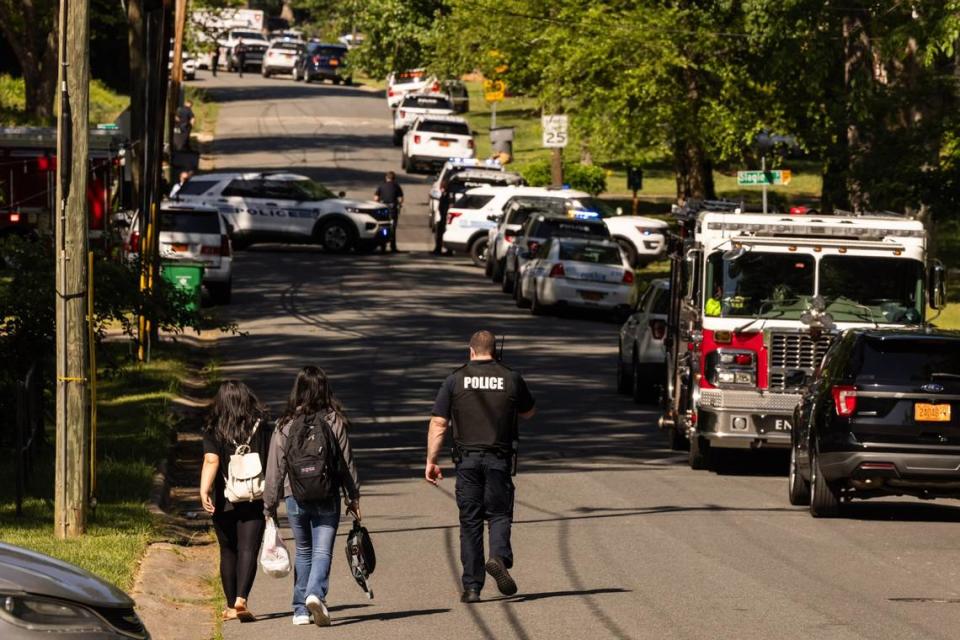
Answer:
[{"left": 737, "top": 170, "right": 792, "bottom": 186}]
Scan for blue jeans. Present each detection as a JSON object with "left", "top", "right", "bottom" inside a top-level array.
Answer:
[{"left": 285, "top": 496, "right": 340, "bottom": 616}]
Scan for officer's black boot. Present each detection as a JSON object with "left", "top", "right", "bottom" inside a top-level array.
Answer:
[
  {"left": 485, "top": 557, "right": 517, "bottom": 596},
  {"left": 460, "top": 589, "right": 481, "bottom": 604}
]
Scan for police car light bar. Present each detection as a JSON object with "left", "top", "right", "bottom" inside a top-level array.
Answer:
[
  {"left": 705, "top": 221, "right": 924, "bottom": 239},
  {"left": 733, "top": 237, "right": 907, "bottom": 252}
]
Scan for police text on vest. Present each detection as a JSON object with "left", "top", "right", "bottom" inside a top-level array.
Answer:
[{"left": 464, "top": 376, "right": 504, "bottom": 390}]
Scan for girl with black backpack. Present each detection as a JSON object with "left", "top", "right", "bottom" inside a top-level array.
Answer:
[
  {"left": 200, "top": 380, "right": 270, "bottom": 623},
  {"left": 264, "top": 366, "right": 361, "bottom": 627}
]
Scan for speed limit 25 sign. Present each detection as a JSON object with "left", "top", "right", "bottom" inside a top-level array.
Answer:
[{"left": 542, "top": 115, "right": 568, "bottom": 148}]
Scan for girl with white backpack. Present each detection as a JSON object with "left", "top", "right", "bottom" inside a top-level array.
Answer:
[{"left": 200, "top": 380, "right": 270, "bottom": 623}]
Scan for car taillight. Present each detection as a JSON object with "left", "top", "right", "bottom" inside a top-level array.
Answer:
[
  {"left": 388, "top": 88, "right": 395, "bottom": 97},
  {"left": 504, "top": 230, "right": 516, "bottom": 243},
  {"left": 220, "top": 234, "right": 231, "bottom": 256},
  {"left": 649, "top": 319, "right": 666, "bottom": 340},
  {"left": 8, "top": 212, "right": 20, "bottom": 223},
  {"left": 527, "top": 240, "right": 539, "bottom": 254},
  {"left": 447, "top": 211, "right": 462, "bottom": 225},
  {"left": 414, "top": 135, "right": 421, "bottom": 144},
  {"left": 622, "top": 270, "right": 634, "bottom": 284},
  {"left": 127, "top": 230, "right": 140, "bottom": 252},
  {"left": 467, "top": 139, "right": 475, "bottom": 149},
  {"left": 312, "top": 55, "right": 320, "bottom": 64},
  {"left": 548, "top": 263, "right": 565, "bottom": 278},
  {"left": 201, "top": 245, "right": 220, "bottom": 255},
  {"left": 431, "top": 82, "right": 440, "bottom": 92},
  {"left": 832, "top": 385, "right": 857, "bottom": 416}
]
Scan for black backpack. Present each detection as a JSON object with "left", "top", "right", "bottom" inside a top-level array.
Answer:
[{"left": 284, "top": 414, "right": 341, "bottom": 503}]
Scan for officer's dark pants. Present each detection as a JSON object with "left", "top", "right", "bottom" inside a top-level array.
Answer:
[
  {"left": 455, "top": 452, "right": 514, "bottom": 591},
  {"left": 433, "top": 216, "right": 446, "bottom": 253}
]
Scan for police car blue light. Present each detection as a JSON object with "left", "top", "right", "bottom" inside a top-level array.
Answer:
[{"left": 570, "top": 210, "right": 601, "bottom": 220}]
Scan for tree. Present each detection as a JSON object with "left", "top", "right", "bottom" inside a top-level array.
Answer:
[
  {"left": 0, "top": 0, "right": 59, "bottom": 122},
  {"left": 350, "top": 0, "right": 447, "bottom": 79}
]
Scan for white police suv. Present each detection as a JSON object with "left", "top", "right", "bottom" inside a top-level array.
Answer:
[
  {"left": 392, "top": 93, "right": 456, "bottom": 146},
  {"left": 171, "top": 172, "right": 392, "bottom": 252},
  {"left": 402, "top": 116, "right": 475, "bottom": 174}
]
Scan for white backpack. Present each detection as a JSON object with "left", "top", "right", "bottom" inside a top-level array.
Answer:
[{"left": 224, "top": 420, "right": 265, "bottom": 503}]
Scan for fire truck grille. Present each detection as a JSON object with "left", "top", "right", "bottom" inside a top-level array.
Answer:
[{"left": 768, "top": 331, "right": 833, "bottom": 391}]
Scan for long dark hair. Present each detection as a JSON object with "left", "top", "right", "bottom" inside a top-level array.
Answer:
[
  {"left": 281, "top": 366, "right": 348, "bottom": 426},
  {"left": 205, "top": 380, "right": 267, "bottom": 445}
]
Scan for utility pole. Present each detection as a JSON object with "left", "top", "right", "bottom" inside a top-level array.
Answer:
[
  {"left": 54, "top": 0, "right": 91, "bottom": 539},
  {"left": 551, "top": 148, "right": 563, "bottom": 187},
  {"left": 167, "top": 0, "right": 188, "bottom": 172}
]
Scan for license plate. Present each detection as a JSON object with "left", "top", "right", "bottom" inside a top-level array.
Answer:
[
  {"left": 169, "top": 243, "right": 188, "bottom": 252},
  {"left": 329, "top": 59, "right": 339, "bottom": 66},
  {"left": 915, "top": 403, "right": 951, "bottom": 422},
  {"left": 438, "top": 140, "right": 450, "bottom": 147},
  {"left": 579, "top": 291, "right": 604, "bottom": 301}
]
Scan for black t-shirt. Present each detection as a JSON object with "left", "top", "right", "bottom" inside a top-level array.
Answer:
[
  {"left": 176, "top": 106, "right": 194, "bottom": 129},
  {"left": 202, "top": 420, "right": 271, "bottom": 513},
  {"left": 432, "top": 359, "right": 534, "bottom": 451},
  {"left": 375, "top": 181, "right": 404, "bottom": 206}
]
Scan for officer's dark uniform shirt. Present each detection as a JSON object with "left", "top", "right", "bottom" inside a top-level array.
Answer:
[
  {"left": 432, "top": 359, "right": 535, "bottom": 451},
  {"left": 375, "top": 181, "right": 404, "bottom": 206}
]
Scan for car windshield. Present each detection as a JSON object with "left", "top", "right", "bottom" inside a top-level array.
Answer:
[
  {"left": 559, "top": 243, "right": 622, "bottom": 265},
  {"left": 705, "top": 251, "right": 815, "bottom": 318},
  {"left": 289, "top": 179, "right": 335, "bottom": 200},
  {"left": 159, "top": 210, "right": 220, "bottom": 234},
  {"left": 233, "top": 31, "right": 265, "bottom": 41},
  {"left": 853, "top": 337, "right": 960, "bottom": 383},
  {"left": 403, "top": 96, "right": 453, "bottom": 110},
  {"left": 418, "top": 121, "right": 469, "bottom": 135},
  {"left": 534, "top": 219, "right": 608, "bottom": 240},
  {"left": 819, "top": 256, "right": 923, "bottom": 325},
  {"left": 310, "top": 45, "right": 346, "bottom": 57}
]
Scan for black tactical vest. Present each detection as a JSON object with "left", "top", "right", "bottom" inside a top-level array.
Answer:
[{"left": 450, "top": 360, "right": 520, "bottom": 452}]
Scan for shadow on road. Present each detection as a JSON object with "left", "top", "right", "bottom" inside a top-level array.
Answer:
[
  {"left": 204, "top": 83, "right": 384, "bottom": 104},
  {"left": 333, "top": 607, "right": 451, "bottom": 627}
]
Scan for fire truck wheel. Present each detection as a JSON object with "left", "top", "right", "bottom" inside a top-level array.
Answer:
[
  {"left": 788, "top": 444, "right": 811, "bottom": 506},
  {"left": 688, "top": 435, "right": 712, "bottom": 470},
  {"left": 809, "top": 446, "right": 841, "bottom": 517},
  {"left": 669, "top": 426, "right": 688, "bottom": 451}
]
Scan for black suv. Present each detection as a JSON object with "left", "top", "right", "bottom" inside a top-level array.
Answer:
[
  {"left": 501, "top": 213, "right": 610, "bottom": 295},
  {"left": 296, "top": 43, "right": 350, "bottom": 84},
  {"left": 790, "top": 329, "right": 960, "bottom": 517}
]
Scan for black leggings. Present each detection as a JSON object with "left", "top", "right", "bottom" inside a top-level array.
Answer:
[{"left": 212, "top": 501, "right": 266, "bottom": 605}]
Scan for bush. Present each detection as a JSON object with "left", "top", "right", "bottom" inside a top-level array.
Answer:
[{"left": 515, "top": 159, "right": 608, "bottom": 195}]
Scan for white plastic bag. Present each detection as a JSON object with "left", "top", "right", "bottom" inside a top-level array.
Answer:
[{"left": 259, "top": 518, "right": 291, "bottom": 578}]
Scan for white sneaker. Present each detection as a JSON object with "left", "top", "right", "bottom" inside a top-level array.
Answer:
[
  {"left": 305, "top": 595, "right": 330, "bottom": 627},
  {"left": 292, "top": 614, "right": 311, "bottom": 626}
]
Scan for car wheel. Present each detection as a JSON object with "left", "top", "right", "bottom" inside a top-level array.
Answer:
[
  {"left": 515, "top": 277, "right": 530, "bottom": 308},
  {"left": 631, "top": 356, "right": 656, "bottom": 404},
  {"left": 468, "top": 237, "right": 488, "bottom": 268},
  {"left": 392, "top": 130, "right": 404, "bottom": 147},
  {"left": 261, "top": 68, "right": 269, "bottom": 78},
  {"left": 809, "top": 445, "right": 841, "bottom": 517},
  {"left": 344, "top": 77, "right": 353, "bottom": 86},
  {"left": 319, "top": 219, "right": 355, "bottom": 253},
  {"left": 688, "top": 435, "right": 712, "bottom": 470},
  {"left": 530, "top": 282, "right": 548, "bottom": 315},
  {"left": 492, "top": 258, "right": 505, "bottom": 284},
  {"left": 616, "top": 344, "right": 632, "bottom": 395},
  {"left": 484, "top": 255, "right": 494, "bottom": 277},
  {"left": 615, "top": 237, "right": 639, "bottom": 269},
  {"left": 501, "top": 265, "right": 515, "bottom": 293},
  {"left": 788, "top": 443, "right": 811, "bottom": 506}
]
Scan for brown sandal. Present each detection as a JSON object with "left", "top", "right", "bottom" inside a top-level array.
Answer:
[
  {"left": 234, "top": 602, "right": 255, "bottom": 623},
  {"left": 221, "top": 608, "right": 238, "bottom": 622}
]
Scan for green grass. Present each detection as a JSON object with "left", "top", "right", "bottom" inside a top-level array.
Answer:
[
  {"left": 1, "top": 74, "right": 128, "bottom": 127},
  {"left": 459, "top": 80, "right": 822, "bottom": 203},
  {"left": 185, "top": 85, "right": 219, "bottom": 141},
  {"left": 0, "top": 342, "right": 191, "bottom": 590}
]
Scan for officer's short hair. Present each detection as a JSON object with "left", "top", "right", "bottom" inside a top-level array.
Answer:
[
  {"left": 385, "top": 171, "right": 396, "bottom": 181},
  {"left": 469, "top": 330, "right": 496, "bottom": 356}
]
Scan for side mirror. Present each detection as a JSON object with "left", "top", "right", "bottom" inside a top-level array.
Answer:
[
  {"left": 338, "top": 191, "right": 347, "bottom": 198},
  {"left": 928, "top": 260, "right": 947, "bottom": 310}
]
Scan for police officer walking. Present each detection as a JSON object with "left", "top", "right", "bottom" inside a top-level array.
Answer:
[
  {"left": 432, "top": 184, "right": 450, "bottom": 256},
  {"left": 374, "top": 171, "right": 404, "bottom": 253},
  {"left": 425, "top": 330, "right": 536, "bottom": 603}
]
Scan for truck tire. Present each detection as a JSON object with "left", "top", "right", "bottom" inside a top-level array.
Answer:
[
  {"left": 392, "top": 130, "right": 404, "bottom": 147},
  {"left": 319, "top": 219, "right": 355, "bottom": 253},
  {"left": 788, "top": 444, "right": 811, "bottom": 506},
  {"left": 468, "top": 237, "right": 488, "bottom": 268},
  {"left": 809, "top": 446, "right": 841, "bottom": 517},
  {"left": 688, "top": 435, "right": 711, "bottom": 470},
  {"left": 669, "top": 426, "right": 688, "bottom": 451}
]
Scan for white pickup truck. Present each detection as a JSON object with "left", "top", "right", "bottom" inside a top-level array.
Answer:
[{"left": 392, "top": 94, "right": 456, "bottom": 146}]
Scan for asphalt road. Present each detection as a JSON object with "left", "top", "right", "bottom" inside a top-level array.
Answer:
[{"left": 200, "top": 71, "right": 960, "bottom": 640}]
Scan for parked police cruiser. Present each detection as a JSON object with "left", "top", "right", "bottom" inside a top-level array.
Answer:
[{"left": 172, "top": 172, "right": 393, "bottom": 252}]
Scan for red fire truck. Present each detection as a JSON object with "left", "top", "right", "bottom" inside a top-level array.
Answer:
[
  {"left": 660, "top": 200, "right": 945, "bottom": 469},
  {"left": 0, "top": 127, "right": 128, "bottom": 244}
]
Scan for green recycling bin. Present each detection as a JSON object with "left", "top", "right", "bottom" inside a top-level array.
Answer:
[{"left": 161, "top": 261, "right": 205, "bottom": 313}]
